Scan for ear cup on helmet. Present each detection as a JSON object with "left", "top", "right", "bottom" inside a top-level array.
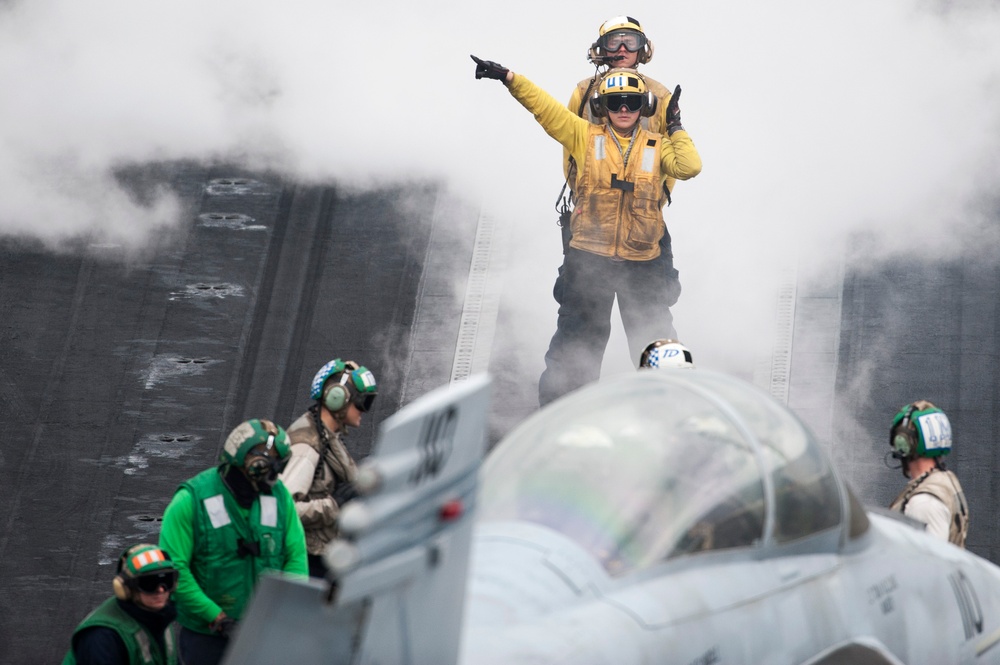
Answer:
[
  {"left": 112, "top": 575, "right": 131, "bottom": 601},
  {"left": 589, "top": 90, "right": 606, "bottom": 118},
  {"left": 890, "top": 404, "right": 918, "bottom": 458},
  {"left": 323, "top": 383, "right": 349, "bottom": 413},
  {"left": 638, "top": 39, "right": 654, "bottom": 65},
  {"left": 587, "top": 41, "right": 601, "bottom": 65},
  {"left": 892, "top": 432, "right": 914, "bottom": 457},
  {"left": 113, "top": 546, "right": 133, "bottom": 600},
  {"left": 642, "top": 93, "right": 657, "bottom": 118}
]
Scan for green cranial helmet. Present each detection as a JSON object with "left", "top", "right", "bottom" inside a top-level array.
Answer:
[
  {"left": 890, "top": 400, "right": 953, "bottom": 459},
  {"left": 220, "top": 418, "right": 290, "bottom": 466},
  {"left": 113, "top": 544, "right": 179, "bottom": 601},
  {"left": 118, "top": 544, "right": 176, "bottom": 579}
]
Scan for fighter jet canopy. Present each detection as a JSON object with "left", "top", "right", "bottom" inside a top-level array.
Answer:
[{"left": 480, "top": 369, "right": 849, "bottom": 576}]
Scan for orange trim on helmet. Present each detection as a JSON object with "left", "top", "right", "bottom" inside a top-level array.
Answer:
[{"left": 130, "top": 548, "right": 166, "bottom": 571}]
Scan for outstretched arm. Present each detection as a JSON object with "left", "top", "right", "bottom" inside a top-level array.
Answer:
[{"left": 472, "top": 55, "right": 589, "bottom": 163}]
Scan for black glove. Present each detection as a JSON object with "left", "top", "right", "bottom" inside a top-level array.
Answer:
[
  {"left": 212, "top": 616, "right": 239, "bottom": 639},
  {"left": 665, "top": 85, "right": 683, "bottom": 135},
  {"left": 471, "top": 54, "right": 509, "bottom": 81},
  {"left": 332, "top": 480, "right": 359, "bottom": 506}
]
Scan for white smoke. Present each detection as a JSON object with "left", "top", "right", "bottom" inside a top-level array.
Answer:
[{"left": 0, "top": 0, "right": 998, "bottom": 377}]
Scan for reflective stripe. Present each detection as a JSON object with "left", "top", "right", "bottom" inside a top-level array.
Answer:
[
  {"left": 130, "top": 548, "right": 165, "bottom": 570},
  {"left": 260, "top": 495, "right": 278, "bottom": 527},
  {"left": 166, "top": 625, "right": 175, "bottom": 659},
  {"left": 594, "top": 136, "right": 605, "bottom": 161},
  {"left": 204, "top": 495, "right": 231, "bottom": 529},
  {"left": 642, "top": 147, "right": 656, "bottom": 172},
  {"left": 134, "top": 629, "right": 153, "bottom": 663}
]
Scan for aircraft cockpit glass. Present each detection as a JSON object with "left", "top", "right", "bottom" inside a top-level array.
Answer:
[
  {"left": 694, "top": 374, "right": 843, "bottom": 543},
  {"left": 479, "top": 373, "right": 768, "bottom": 576}
]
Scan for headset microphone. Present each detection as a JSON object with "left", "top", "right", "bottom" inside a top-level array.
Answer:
[{"left": 588, "top": 47, "right": 628, "bottom": 67}]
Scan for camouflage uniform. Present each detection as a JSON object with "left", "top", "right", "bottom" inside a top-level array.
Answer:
[{"left": 279, "top": 409, "right": 358, "bottom": 556}]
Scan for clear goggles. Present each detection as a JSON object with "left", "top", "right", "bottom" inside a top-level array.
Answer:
[
  {"left": 599, "top": 30, "right": 646, "bottom": 53},
  {"left": 602, "top": 93, "right": 644, "bottom": 113}
]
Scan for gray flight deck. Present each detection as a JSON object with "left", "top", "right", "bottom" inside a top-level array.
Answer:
[
  {"left": 1, "top": 163, "right": 998, "bottom": 662},
  {"left": 0, "top": 167, "right": 476, "bottom": 663}
]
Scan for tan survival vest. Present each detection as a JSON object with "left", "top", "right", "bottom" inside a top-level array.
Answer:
[
  {"left": 284, "top": 410, "right": 357, "bottom": 554},
  {"left": 570, "top": 123, "right": 667, "bottom": 261},
  {"left": 890, "top": 467, "right": 969, "bottom": 547}
]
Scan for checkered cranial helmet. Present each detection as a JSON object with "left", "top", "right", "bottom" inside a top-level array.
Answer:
[
  {"left": 639, "top": 339, "right": 694, "bottom": 369},
  {"left": 309, "top": 358, "right": 377, "bottom": 415},
  {"left": 311, "top": 359, "right": 350, "bottom": 401}
]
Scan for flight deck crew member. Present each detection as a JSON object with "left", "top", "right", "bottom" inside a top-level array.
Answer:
[
  {"left": 279, "top": 359, "right": 378, "bottom": 578},
  {"left": 472, "top": 56, "right": 702, "bottom": 406},
  {"left": 888, "top": 400, "right": 969, "bottom": 547},
  {"left": 159, "top": 419, "right": 307, "bottom": 665},
  {"left": 559, "top": 17, "right": 684, "bottom": 323},
  {"left": 63, "top": 544, "right": 179, "bottom": 665}
]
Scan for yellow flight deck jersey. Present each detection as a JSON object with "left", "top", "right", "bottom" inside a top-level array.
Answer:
[{"left": 508, "top": 73, "right": 701, "bottom": 261}]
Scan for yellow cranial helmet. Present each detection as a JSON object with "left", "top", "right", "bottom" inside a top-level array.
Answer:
[
  {"left": 592, "top": 15, "right": 654, "bottom": 64},
  {"left": 590, "top": 68, "right": 657, "bottom": 118},
  {"left": 598, "top": 15, "right": 644, "bottom": 37},
  {"left": 599, "top": 69, "right": 648, "bottom": 96}
]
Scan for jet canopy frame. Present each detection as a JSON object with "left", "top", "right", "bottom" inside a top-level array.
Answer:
[{"left": 479, "top": 369, "right": 848, "bottom": 577}]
